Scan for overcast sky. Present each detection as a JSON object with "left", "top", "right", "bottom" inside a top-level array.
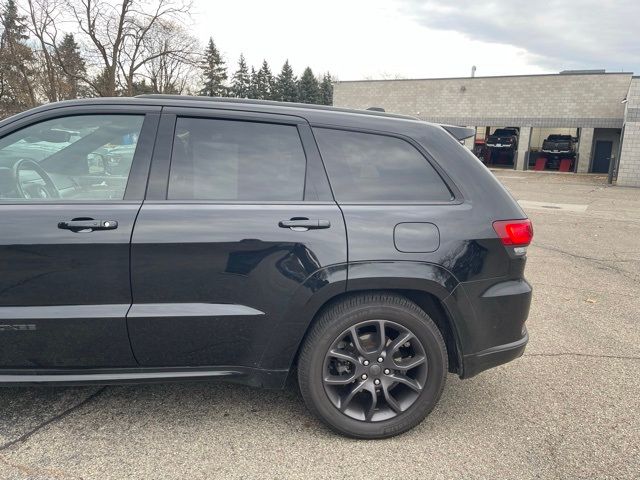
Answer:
[{"left": 191, "top": 0, "right": 638, "bottom": 80}]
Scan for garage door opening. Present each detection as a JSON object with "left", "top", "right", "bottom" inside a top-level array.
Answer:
[
  {"left": 528, "top": 128, "right": 578, "bottom": 171},
  {"left": 474, "top": 126, "right": 519, "bottom": 168}
]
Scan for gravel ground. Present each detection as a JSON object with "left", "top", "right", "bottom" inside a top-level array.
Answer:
[{"left": 0, "top": 170, "right": 638, "bottom": 479}]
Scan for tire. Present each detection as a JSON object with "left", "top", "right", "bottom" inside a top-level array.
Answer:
[{"left": 298, "top": 292, "right": 448, "bottom": 439}]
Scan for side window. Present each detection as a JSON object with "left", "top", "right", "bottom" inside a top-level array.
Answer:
[
  {"left": 0, "top": 114, "right": 144, "bottom": 201},
  {"left": 168, "top": 117, "right": 307, "bottom": 201},
  {"left": 314, "top": 128, "right": 453, "bottom": 202}
]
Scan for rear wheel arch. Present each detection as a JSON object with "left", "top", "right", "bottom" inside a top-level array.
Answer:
[{"left": 291, "top": 287, "right": 462, "bottom": 375}]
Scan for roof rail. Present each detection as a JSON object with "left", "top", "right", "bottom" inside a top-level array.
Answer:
[{"left": 135, "top": 94, "right": 418, "bottom": 120}]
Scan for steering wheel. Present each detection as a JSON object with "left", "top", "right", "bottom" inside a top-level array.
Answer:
[{"left": 12, "top": 158, "right": 60, "bottom": 200}]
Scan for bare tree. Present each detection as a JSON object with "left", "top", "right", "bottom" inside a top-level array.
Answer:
[
  {"left": 117, "top": 12, "right": 195, "bottom": 96},
  {"left": 24, "top": 0, "right": 62, "bottom": 102},
  {"left": 66, "top": 0, "right": 191, "bottom": 97},
  {"left": 21, "top": 0, "right": 95, "bottom": 98},
  {"left": 142, "top": 20, "right": 199, "bottom": 94}
]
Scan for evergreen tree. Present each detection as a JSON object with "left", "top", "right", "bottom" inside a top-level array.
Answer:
[
  {"left": 0, "top": 0, "right": 36, "bottom": 115},
  {"left": 297, "top": 67, "right": 320, "bottom": 104},
  {"left": 319, "top": 72, "right": 333, "bottom": 106},
  {"left": 254, "top": 59, "right": 273, "bottom": 100},
  {"left": 93, "top": 68, "right": 110, "bottom": 97},
  {"left": 131, "top": 79, "right": 154, "bottom": 96},
  {"left": 229, "top": 53, "right": 250, "bottom": 98},
  {"left": 199, "top": 37, "right": 227, "bottom": 97},
  {"left": 56, "top": 33, "right": 86, "bottom": 100},
  {"left": 1, "top": 0, "right": 28, "bottom": 44},
  {"left": 274, "top": 60, "right": 297, "bottom": 102},
  {"left": 247, "top": 66, "right": 259, "bottom": 99}
]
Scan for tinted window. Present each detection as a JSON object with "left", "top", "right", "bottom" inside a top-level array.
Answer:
[
  {"left": 168, "top": 118, "right": 306, "bottom": 201},
  {"left": 0, "top": 115, "right": 144, "bottom": 201},
  {"left": 314, "top": 128, "right": 452, "bottom": 202}
]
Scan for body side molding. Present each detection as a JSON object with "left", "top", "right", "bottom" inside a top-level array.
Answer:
[
  {"left": 127, "top": 303, "right": 265, "bottom": 318},
  {"left": 0, "top": 304, "right": 130, "bottom": 319},
  {"left": 0, "top": 366, "right": 288, "bottom": 388}
]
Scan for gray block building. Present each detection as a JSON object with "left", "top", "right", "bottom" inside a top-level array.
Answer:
[{"left": 333, "top": 71, "right": 640, "bottom": 187}]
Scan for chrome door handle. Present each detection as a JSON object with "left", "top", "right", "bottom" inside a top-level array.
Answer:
[
  {"left": 58, "top": 219, "right": 118, "bottom": 232},
  {"left": 278, "top": 218, "right": 331, "bottom": 231}
]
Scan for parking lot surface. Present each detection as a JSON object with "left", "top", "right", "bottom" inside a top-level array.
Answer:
[{"left": 1, "top": 170, "right": 639, "bottom": 479}]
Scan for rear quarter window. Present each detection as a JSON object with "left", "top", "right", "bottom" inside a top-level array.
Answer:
[{"left": 313, "top": 128, "right": 452, "bottom": 203}]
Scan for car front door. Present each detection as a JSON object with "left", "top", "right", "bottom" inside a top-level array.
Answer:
[
  {"left": 0, "top": 106, "right": 159, "bottom": 368},
  {"left": 128, "top": 108, "right": 347, "bottom": 368}
]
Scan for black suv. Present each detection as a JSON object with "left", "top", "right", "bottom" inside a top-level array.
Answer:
[
  {"left": 485, "top": 127, "right": 519, "bottom": 151},
  {"left": 542, "top": 134, "right": 577, "bottom": 156},
  {"left": 0, "top": 97, "right": 532, "bottom": 439}
]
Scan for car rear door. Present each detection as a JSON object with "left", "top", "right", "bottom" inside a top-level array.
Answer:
[
  {"left": 0, "top": 105, "right": 160, "bottom": 368},
  {"left": 128, "top": 108, "right": 347, "bottom": 368}
]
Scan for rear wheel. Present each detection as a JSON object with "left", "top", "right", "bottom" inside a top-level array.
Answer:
[{"left": 298, "top": 293, "right": 447, "bottom": 439}]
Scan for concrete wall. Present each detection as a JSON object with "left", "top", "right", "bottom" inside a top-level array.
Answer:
[
  {"left": 334, "top": 73, "right": 631, "bottom": 129},
  {"left": 618, "top": 78, "right": 640, "bottom": 187},
  {"left": 463, "top": 126, "right": 475, "bottom": 149},
  {"left": 516, "top": 128, "right": 531, "bottom": 170},
  {"left": 577, "top": 128, "right": 595, "bottom": 173}
]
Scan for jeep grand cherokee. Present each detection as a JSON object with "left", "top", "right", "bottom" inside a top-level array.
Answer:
[{"left": 0, "top": 96, "right": 532, "bottom": 438}]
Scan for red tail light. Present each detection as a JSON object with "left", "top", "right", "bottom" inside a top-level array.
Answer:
[{"left": 492, "top": 219, "right": 533, "bottom": 246}]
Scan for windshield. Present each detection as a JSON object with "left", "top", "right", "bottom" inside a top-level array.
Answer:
[{"left": 493, "top": 129, "right": 516, "bottom": 136}]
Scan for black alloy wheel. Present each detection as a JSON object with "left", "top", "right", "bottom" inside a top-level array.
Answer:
[
  {"left": 323, "top": 319, "right": 428, "bottom": 422},
  {"left": 298, "top": 293, "right": 448, "bottom": 439}
]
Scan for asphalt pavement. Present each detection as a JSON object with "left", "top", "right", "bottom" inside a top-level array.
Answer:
[{"left": 1, "top": 170, "right": 638, "bottom": 479}]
